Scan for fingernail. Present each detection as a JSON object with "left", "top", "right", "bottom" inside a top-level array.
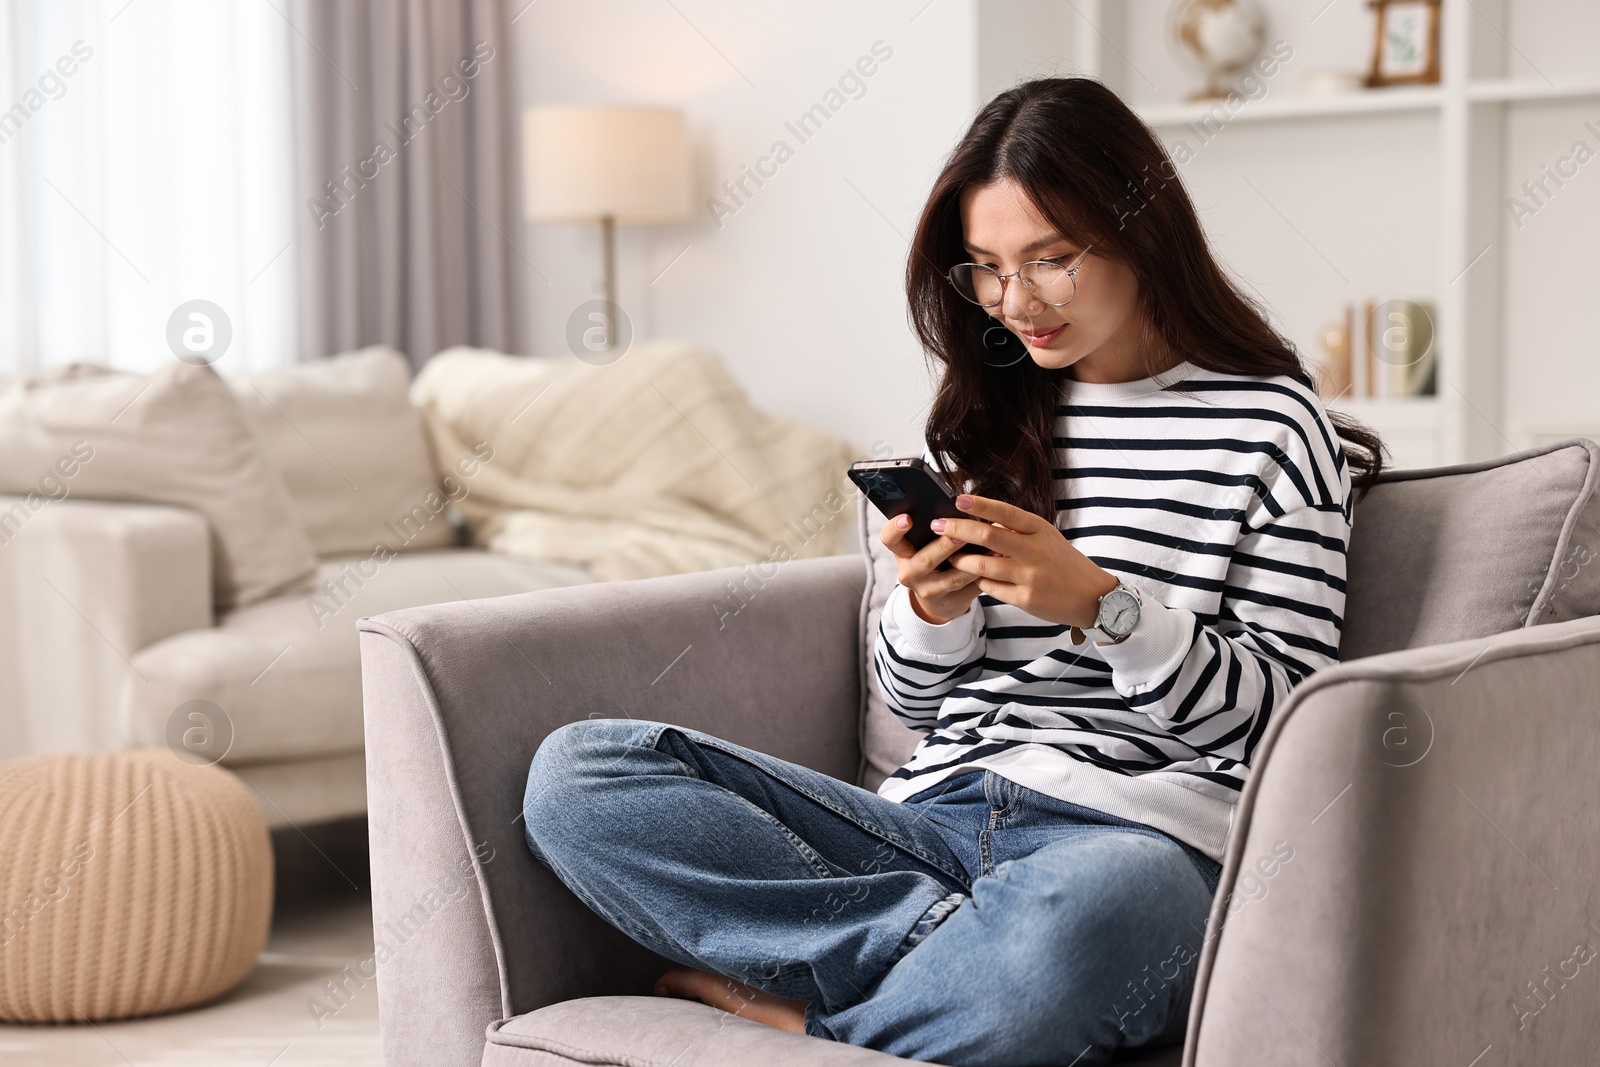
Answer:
[
  {"left": 896, "top": 514, "right": 911, "bottom": 528},
  {"left": 950, "top": 538, "right": 964, "bottom": 545},
  {"left": 956, "top": 495, "right": 973, "bottom": 509},
  {"left": 930, "top": 518, "right": 946, "bottom": 532}
]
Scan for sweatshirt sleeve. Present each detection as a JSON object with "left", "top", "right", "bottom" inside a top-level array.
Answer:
[
  {"left": 871, "top": 584, "right": 988, "bottom": 733},
  {"left": 1091, "top": 488, "right": 1350, "bottom": 763}
]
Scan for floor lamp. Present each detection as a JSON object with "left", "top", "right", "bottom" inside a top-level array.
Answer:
[{"left": 523, "top": 105, "right": 692, "bottom": 351}]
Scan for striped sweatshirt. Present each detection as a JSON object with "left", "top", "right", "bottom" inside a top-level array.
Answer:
[{"left": 873, "top": 360, "right": 1351, "bottom": 863}]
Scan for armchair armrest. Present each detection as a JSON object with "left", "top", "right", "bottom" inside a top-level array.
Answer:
[
  {"left": 1187, "top": 615, "right": 1600, "bottom": 1066},
  {"left": 0, "top": 495, "right": 211, "bottom": 759},
  {"left": 358, "top": 552, "right": 867, "bottom": 1067}
]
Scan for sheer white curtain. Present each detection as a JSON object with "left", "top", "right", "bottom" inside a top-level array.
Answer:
[{"left": 0, "top": 0, "right": 297, "bottom": 377}]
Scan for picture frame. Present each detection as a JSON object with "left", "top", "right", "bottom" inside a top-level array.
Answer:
[{"left": 1366, "top": 0, "right": 1441, "bottom": 87}]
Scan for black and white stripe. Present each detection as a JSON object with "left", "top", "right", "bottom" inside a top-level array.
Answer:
[{"left": 873, "top": 363, "right": 1351, "bottom": 862}]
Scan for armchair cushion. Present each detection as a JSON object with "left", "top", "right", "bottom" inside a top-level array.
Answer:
[
  {"left": 856, "top": 494, "right": 915, "bottom": 791},
  {"left": 483, "top": 996, "right": 1185, "bottom": 1066},
  {"left": 482, "top": 997, "right": 912, "bottom": 1066},
  {"left": 1339, "top": 437, "right": 1600, "bottom": 658}
]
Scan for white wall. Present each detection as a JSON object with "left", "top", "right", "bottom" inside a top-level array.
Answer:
[
  {"left": 514, "top": 0, "right": 981, "bottom": 458},
  {"left": 514, "top": 0, "right": 1600, "bottom": 459},
  {"left": 1502, "top": 95, "right": 1600, "bottom": 445}
]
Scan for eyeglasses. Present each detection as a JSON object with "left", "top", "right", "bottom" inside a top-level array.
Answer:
[{"left": 946, "top": 243, "right": 1095, "bottom": 308}]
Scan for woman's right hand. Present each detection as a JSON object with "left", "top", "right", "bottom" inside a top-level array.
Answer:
[{"left": 880, "top": 514, "right": 983, "bottom": 625}]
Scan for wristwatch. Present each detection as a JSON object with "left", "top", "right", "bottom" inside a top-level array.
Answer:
[{"left": 1076, "top": 580, "right": 1143, "bottom": 646}]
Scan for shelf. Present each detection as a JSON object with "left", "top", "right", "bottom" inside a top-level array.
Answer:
[
  {"left": 1135, "top": 79, "right": 1600, "bottom": 129},
  {"left": 1466, "top": 80, "right": 1600, "bottom": 104},
  {"left": 1135, "top": 86, "right": 1443, "bottom": 128}
]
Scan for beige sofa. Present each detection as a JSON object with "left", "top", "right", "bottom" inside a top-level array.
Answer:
[{"left": 0, "top": 348, "right": 593, "bottom": 827}]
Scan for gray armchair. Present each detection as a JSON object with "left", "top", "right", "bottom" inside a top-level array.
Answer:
[{"left": 359, "top": 439, "right": 1600, "bottom": 1066}]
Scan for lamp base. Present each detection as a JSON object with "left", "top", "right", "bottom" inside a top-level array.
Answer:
[{"left": 600, "top": 214, "right": 616, "bottom": 350}]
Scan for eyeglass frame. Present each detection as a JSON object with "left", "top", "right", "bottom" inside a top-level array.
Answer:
[{"left": 945, "top": 242, "right": 1097, "bottom": 308}]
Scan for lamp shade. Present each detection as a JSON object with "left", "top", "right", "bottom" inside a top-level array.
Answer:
[{"left": 523, "top": 105, "right": 691, "bottom": 223}]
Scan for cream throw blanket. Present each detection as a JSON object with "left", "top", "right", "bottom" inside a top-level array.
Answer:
[{"left": 410, "top": 341, "right": 861, "bottom": 581}]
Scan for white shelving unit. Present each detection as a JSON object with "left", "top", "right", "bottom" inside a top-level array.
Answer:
[
  {"left": 980, "top": 0, "right": 1600, "bottom": 470},
  {"left": 1135, "top": 84, "right": 1445, "bottom": 126},
  {"left": 1469, "top": 78, "right": 1600, "bottom": 103}
]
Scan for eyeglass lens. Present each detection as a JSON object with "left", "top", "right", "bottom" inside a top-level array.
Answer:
[{"left": 950, "top": 262, "right": 1076, "bottom": 307}]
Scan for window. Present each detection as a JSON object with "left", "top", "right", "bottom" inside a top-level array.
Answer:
[{"left": 0, "top": 0, "right": 296, "bottom": 376}]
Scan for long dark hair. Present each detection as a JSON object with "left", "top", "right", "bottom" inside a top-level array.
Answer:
[{"left": 907, "top": 77, "right": 1385, "bottom": 521}]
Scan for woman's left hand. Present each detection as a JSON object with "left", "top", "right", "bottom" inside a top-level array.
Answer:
[{"left": 933, "top": 494, "right": 1119, "bottom": 629}]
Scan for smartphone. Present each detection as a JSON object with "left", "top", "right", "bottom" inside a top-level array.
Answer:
[{"left": 848, "top": 457, "right": 991, "bottom": 571}]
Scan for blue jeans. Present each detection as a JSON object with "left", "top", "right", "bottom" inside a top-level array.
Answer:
[{"left": 523, "top": 719, "right": 1221, "bottom": 1067}]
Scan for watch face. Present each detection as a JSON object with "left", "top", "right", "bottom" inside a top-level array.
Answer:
[{"left": 1100, "top": 589, "right": 1139, "bottom": 634}]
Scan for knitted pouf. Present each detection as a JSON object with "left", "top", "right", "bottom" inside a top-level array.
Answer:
[{"left": 0, "top": 749, "right": 273, "bottom": 1022}]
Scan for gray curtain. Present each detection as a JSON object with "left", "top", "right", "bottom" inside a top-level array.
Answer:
[{"left": 289, "top": 0, "right": 528, "bottom": 368}]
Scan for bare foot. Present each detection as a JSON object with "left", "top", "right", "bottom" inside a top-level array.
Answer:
[{"left": 653, "top": 966, "right": 807, "bottom": 1034}]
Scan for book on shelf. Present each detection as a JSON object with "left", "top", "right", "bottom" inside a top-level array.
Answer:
[{"left": 1318, "top": 299, "right": 1436, "bottom": 402}]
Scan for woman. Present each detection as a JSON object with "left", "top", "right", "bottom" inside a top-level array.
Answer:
[{"left": 522, "top": 77, "right": 1381, "bottom": 1066}]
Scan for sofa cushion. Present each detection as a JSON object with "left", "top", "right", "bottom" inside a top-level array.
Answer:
[
  {"left": 0, "top": 361, "right": 317, "bottom": 610},
  {"left": 1340, "top": 438, "right": 1600, "bottom": 659},
  {"left": 232, "top": 347, "right": 459, "bottom": 556},
  {"left": 120, "top": 549, "right": 593, "bottom": 765},
  {"left": 853, "top": 438, "right": 1600, "bottom": 789}
]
